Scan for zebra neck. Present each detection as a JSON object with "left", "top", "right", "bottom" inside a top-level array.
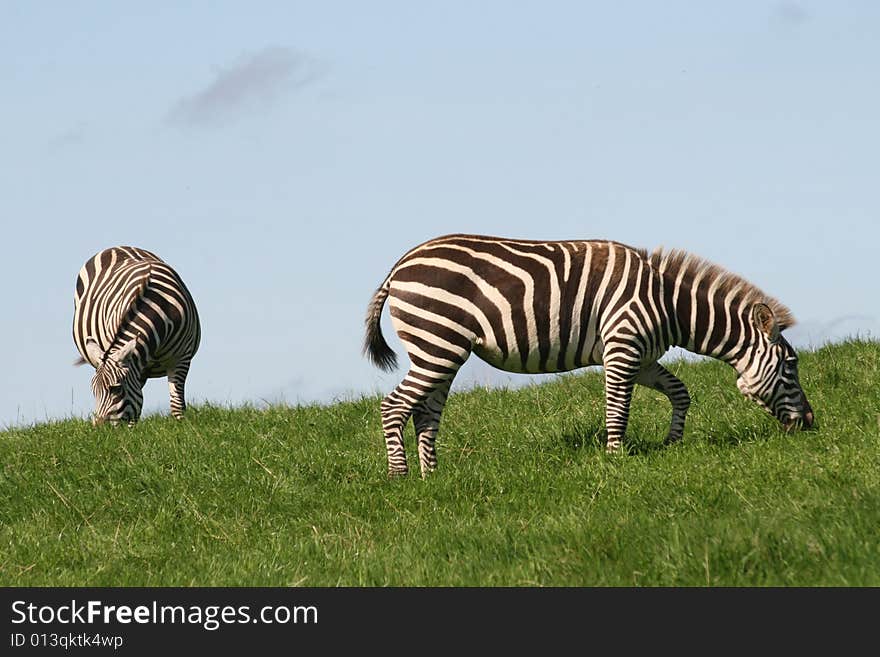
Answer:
[
  {"left": 651, "top": 246, "right": 793, "bottom": 367},
  {"left": 670, "top": 284, "right": 752, "bottom": 365}
]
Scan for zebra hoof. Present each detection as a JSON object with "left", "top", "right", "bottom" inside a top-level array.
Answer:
[
  {"left": 387, "top": 468, "right": 409, "bottom": 478},
  {"left": 605, "top": 440, "right": 623, "bottom": 454}
]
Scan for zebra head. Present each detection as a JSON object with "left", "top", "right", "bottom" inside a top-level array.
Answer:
[
  {"left": 735, "top": 303, "right": 814, "bottom": 432},
  {"left": 84, "top": 337, "right": 144, "bottom": 426}
]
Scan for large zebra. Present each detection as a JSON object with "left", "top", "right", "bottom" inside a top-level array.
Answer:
[
  {"left": 73, "top": 246, "right": 201, "bottom": 425},
  {"left": 364, "top": 234, "right": 814, "bottom": 476}
]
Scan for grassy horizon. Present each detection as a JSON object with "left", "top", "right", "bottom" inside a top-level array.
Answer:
[{"left": 1, "top": 338, "right": 878, "bottom": 586}]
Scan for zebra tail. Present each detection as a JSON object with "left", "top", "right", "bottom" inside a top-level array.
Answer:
[{"left": 363, "top": 280, "right": 398, "bottom": 372}]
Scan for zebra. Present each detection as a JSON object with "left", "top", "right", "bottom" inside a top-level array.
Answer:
[
  {"left": 364, "top": 233, "right": 814, "bottom": 476},
  {"left": 73, "top": 246, "right": 201, "bottom": 426}
]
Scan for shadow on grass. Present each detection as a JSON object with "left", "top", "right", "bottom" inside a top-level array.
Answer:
[
  {"left": 699, "top": 425, "right": 774, "bottom": 448},
  {"left": 556, "top": 424, "right": 670, "bottom": 457},
  {"left": 699, "top": 421, "right": 819, "bottom": 450},
  {"left": 553, "top": 420, "right": 801, "bottom": 456}
]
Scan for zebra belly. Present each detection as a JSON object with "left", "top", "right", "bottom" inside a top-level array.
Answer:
[
  {"left": 471, "top": 335, "right": 605, "bottom": 374},
  {"left": 143, "top": 351, "right": 183, "bottom": 378},
  {"left": 144, "top": 363, "right": 173, "bottom": 378}
]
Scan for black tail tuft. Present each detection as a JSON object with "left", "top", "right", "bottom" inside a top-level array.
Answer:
[{"left": 363, "top": 283, "right": 398, "bottom": 372}]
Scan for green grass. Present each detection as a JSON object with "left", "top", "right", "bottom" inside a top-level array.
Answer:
[{"left": 1, "top": 339, "right": 878, "bottom": 586}]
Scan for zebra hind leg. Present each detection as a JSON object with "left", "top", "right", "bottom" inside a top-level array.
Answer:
[
  {"left": 168, "top": 359, "right": 192, "bottom": 420},
  {"left": 381, "top": 372, "right": 458, "bottom": 477},
  {"left": 412, "top": 379, "right": 453, "bottom": 478},
  {"left": 380, "top": 383, "right": 413, "bottom": 476},
  {"left": 635, "top": 362, "right": 691, "bottom": 444}
]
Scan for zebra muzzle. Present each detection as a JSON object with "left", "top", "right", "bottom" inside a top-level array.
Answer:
[
  {"left": 783, "top": 409, "right": 815, "bottom": 432},
  {"left": 803, "top": 409, "right": 815, "bottom": 429}
]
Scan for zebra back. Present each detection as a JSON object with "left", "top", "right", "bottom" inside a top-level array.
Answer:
[{"left": 73, "top": 246, "right": 200, "bottom": 375}]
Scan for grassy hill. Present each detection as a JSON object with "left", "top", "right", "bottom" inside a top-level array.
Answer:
[{"left": 1, "top": 339, "right": 878, "bottom": 586}]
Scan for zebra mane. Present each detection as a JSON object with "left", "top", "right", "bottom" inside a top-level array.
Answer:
[{"left": 647, "top": 247, "right": 796, "bottom": 330}]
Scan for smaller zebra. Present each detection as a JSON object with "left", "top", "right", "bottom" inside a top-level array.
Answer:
[{"left": 73, "top": 246, "right": 201, "bottom": 426}]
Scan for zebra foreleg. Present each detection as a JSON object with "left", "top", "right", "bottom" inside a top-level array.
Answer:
[
  {"left": 168, "top": 359, "right": 192, "bottom": 420},
  {"left": 635, "top": 362, "right": 691, "bottom": 444},
  {"left": 602, "top": 354, "right": 640, "bottom": 453},
  {"left": 412, "top": 379, "right": 452, "bottom": 478}
]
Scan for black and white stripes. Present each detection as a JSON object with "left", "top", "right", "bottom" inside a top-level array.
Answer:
[
  {"left": 365, "top": 234, "right": 813, "bottom": 476},
  {"left": 73, "top": 246, "right": 201, "bottom": 425}
]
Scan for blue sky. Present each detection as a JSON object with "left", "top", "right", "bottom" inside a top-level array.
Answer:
[{"left": 2, "top": 1, "right": 878, "bottom": 427}]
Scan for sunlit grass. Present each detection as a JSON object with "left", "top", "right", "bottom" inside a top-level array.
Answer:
[{"left": 1, "top": 339, "right": 878, "bottom": 586}]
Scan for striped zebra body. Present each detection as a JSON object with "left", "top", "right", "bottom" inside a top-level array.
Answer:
[
  {"left": 73, "top": 246, "right": 201, "bottom": 425},
  {"left": 364, "top": 234, "right": 813, "bottom": 476}
]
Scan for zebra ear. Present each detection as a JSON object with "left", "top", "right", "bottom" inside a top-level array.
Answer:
[
  {"left": 84, "top": 337, "right": 105, "bottom": 366},
  {"left": 112, "top": 338, "right": 138, "bottom": 364},
  {"left": 752, "top": 303, "right": 781, "bottom": 343}
]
